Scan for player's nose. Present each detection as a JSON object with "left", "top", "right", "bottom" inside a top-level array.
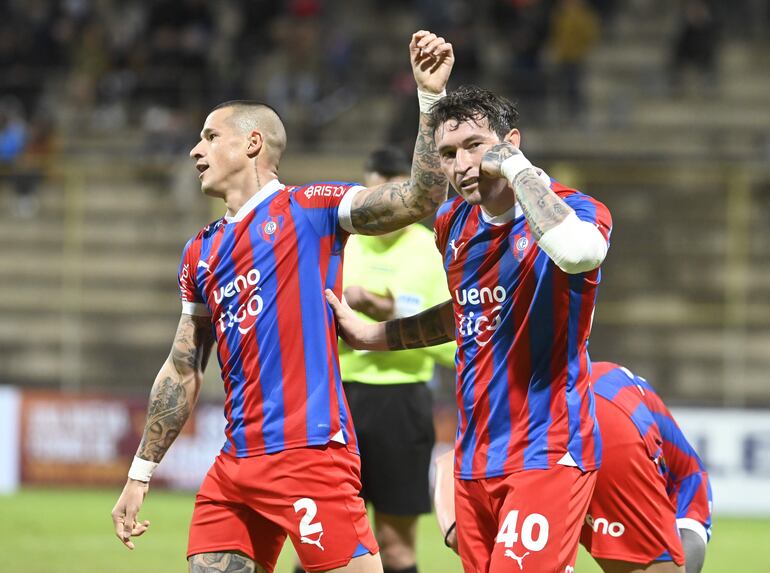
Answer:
[
  {"left": 455, "top": 148, "right": 473, "bottom": 173},
  {"left": 189, "top": 141, "right": 204, "bottom": 160}
]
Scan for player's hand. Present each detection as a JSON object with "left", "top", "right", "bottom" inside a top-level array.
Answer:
[
  {"left": 480, "top": 143, "right": 520, "bottom": 180},
  {"left": 325, "top": 289, "right": 376, "bottom": 349},
  {"left": 343, "top": 286, "right": 395, "bottom": 321},
  {"left": 410, "top": 30, "right": 454, "bottom": 95},
  {"left": 111, "top": 478, "right": 151, "bottom": 550}
]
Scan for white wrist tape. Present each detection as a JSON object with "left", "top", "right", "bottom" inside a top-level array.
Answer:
[
  {"left": 538, "top": 212, "right": 608, "bottom": 274},
  {"left": 128, "top": 456, "right": 159, "bottom": 482},
  {"left": 500, "top": 153, "right": 534, "bottom": 184},
  {"left": 417, "top": 89, "right": 446, "bottom": 114}
]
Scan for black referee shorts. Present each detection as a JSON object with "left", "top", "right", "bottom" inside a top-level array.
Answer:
[{"left": 343, "top": 381, "right": 435, "bottom": 516}]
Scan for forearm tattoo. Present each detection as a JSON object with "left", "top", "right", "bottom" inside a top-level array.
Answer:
[
  {"left": 137, "top": 376, "right": 190, "bottom": 462},
  {"left": 351, "top": 114, "right": 447, "bottom": 234},
  {"left": 136, "top": 315, "right": 212, "bottom": 462},
  {"left": 385, "top": 301, "right": 455, "bottom": 350},
  {"left": 513, "top": 170, "right": 573, "bottom": 239},
  {"left": 189, "top": 552, "right": 255, "bottom": 573}
]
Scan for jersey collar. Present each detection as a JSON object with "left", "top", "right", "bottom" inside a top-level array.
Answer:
[{"left": 224, "top": 179, "right": 284, "bottom": 224}]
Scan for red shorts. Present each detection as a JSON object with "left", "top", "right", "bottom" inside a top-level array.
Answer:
[
  {"left": 455, "top": 464, "right": 596, "bottom": 573},
  {"left": 580, "top": 398, "right": 685, "bottom": 565},
  {"left": 187, "top": 442, "right": 378, "bottom": 572}
]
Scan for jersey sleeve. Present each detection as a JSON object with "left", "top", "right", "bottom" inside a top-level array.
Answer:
[
  {"left": 646, "top": 391, "right": 713, "bottom": 543},
  {"left": 178, "top": 237, "right": 210, "bottom": 317},
  {"left": 562, "top": 190, "right": 613, "bottom": 244},
  {"left": 291, "top": 181, "right": 365, "bottom": 238}
]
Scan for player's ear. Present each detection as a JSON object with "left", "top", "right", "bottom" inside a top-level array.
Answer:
[
  {"left": 503, "top": 128, "right": 521, "bottom": 149},
  {"left": 246, "top": 130, "right": 264, "bottom": 158}
]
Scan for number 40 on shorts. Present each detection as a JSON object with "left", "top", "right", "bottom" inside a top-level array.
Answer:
[{"left": 495, "top": 510, "right": 550, "bottom": 552}]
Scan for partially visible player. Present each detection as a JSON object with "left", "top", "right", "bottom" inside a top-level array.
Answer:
[
  {"left": 432, "top": 362, "right": 713, "bottom": 573},
  {"left": 326, "top": 84, "right": 613, "bottom": 572},
  {"left": 339, "top": 146, "right": 456, "bottom": 573},
  {"left": 294, "top": 147, "right": 455, "bottom": 573},
  {"left": 110, "top": 31, "right": 454, "bottom": 573},
  {"left": 584, "top": 362, "right": 712, "bottom": 573}
]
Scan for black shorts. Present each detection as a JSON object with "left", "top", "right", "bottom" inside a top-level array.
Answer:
[{"left": 343, "top": 381, "right": 435, "bottom": 516}]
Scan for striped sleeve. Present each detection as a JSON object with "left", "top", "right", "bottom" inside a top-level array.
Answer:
[
  {"left": 646, "top": 392, "right": 713, "bottom": 541},
  {"left": 178, "top": 237, "right": 210, "bottom": 316}
]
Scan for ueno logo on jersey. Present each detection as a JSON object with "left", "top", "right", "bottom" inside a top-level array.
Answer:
[
  {"left": 454, "top": 285, "right": 508, "bottom": 346},
  {"left": 214, "top": 269, "right": 264, "bottom": 335},
  {"left": 303, "top": 184, "right": 346, "bottom": 200},
  {"left": 585, "top": 514, "right": 625, "bottom": 537}
]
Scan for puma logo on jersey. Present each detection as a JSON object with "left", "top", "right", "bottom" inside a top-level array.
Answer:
[
  {"left": 504, "top": 549, "right": 530, "bottom": 569},
  {"left": 449, "top": 239, "right": 464, "bottom": 260},
  {"left": 300, "top": 531, "right": 324, "bottom": 551}
]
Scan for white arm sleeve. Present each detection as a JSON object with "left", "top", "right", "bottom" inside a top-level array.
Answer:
[
  {"left": 677, "top": 518, "right": 710, "bottom": 546},
  {"left": 181, "top": 301, "right": 211, "bottom": 316},
  {"left": 537, "top": 212, "right": 608, "bottom": 274},
  {"left": 337, "top": 185, "right": 365, "bottom": 235}
]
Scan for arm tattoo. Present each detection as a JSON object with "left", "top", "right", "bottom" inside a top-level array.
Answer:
[
  {"left": 137, "top": 376, "right": 190, "bottom": 462},
  {"left": 485, "top": 142, "right": 517, "bottom": 165},
  {"left": 385, "top": 301, "right": 455, "bottom": 350},
  {"left": 351, "top": 114, "right": 447, "bottom": 234},
  {"left": 136, "top": 315, "right": 213, "bottom": 462},
  {"left": 513, "top": 170, "right": 573, "bottom": 239},
  {"left": 189, "top": 552, "right": 255, "bottom": 573},
  {"left": 171, "top": 314, "right": 214, "bottom": 374}
]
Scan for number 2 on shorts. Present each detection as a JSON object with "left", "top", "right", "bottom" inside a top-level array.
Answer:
[
  {"left": 293, "top": 497, "right": 323, "bottom": 537},
  {"left": 496, "top": 510, "right": 549, "bottom": 551}
]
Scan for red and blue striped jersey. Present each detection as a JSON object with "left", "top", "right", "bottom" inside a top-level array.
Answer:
[
  {"left": 434, "top": 175, "right": 612, "bottom": 479},
  {"left": 592, "top": 362, "right": 713, "bottom": 540},
  {"left": 178, "top": 179, "right": 363, "bottom": 457}
]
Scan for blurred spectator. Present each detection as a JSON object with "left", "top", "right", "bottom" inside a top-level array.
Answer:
[
  {"left": 670, "top": 0, "right": 719, "bottom": 95},
  {"left": 548, "top": 0, "right": 601, "bottom": 122},
  {"left": 0, "top": 98, "right": 48, "bottom": 218},
  {"left": 492, "top": 0, "right": 552, "bottom": 124}
]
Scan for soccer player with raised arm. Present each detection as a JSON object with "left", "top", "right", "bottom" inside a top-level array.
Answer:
[
  {"left": 110, "top": 31, "right": 453, "bottom": 573},
  {"left": 326, "top": 85, "right": 612, "bottom": 572}
]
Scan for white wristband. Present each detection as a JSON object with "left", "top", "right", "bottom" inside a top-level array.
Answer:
[
  {"left": 418, "top": 89, "right": 446, "bottom": 114},
  {"left": 128, "top": 456, "right": 159, "bottom": 482},
  {"left": 500, "top": 153, "right": 534, "bottom": 184}
]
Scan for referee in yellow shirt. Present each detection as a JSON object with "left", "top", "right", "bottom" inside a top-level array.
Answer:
[{"left": 341, "top": 147, "right": 455, "bottom": 573}]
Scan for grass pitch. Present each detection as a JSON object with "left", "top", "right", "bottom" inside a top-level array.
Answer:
[{"left": 0, "top": 488, "right": 766, "bottom": 572}]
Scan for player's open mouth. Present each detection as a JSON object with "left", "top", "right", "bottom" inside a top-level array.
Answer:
[
  {"left": 196, "top": 164, "right": 209, "bottom": 178},
  {"left": 460, "top": 177, "right": 478, "bottom": 191}
]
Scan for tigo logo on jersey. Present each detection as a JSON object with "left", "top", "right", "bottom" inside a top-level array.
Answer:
[
  {"left": 214, "top": 269, "right": 264, "bottom": 335},
  {"left": 455, "top": 285, "right": 508, "bottom": 346}
]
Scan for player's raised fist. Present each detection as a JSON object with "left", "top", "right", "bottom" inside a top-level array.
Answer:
[
  {"left": 480, "top": 143, "right": 520, "bottom": 180},
  {"left": 410, "top": 30, "right": 454, "bottom": 95}
]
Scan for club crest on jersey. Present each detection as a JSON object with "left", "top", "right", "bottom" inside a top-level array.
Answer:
[
  {"left": 511, "top": 232, "right": 530, "bottom": 261},
  {"left": 260, "top": 215, "right": 284, "bottom": 242}
]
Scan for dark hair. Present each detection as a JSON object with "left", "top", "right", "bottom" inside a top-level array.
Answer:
[
  {"left": 364, "top": 146, "right": 411, "bottom": 178},
  {"left": 428, "top": 85, "right": 519, "bottom": 139}
]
